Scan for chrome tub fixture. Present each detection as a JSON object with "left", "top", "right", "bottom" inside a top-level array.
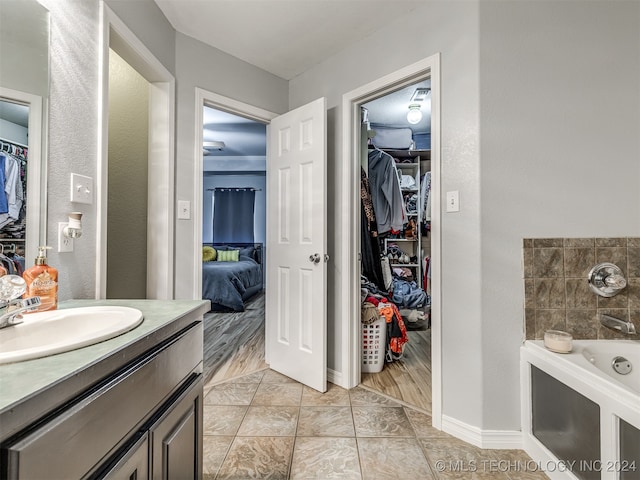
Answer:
[{"left": 587, "top": 262, "right": 627, "bottom": 297}]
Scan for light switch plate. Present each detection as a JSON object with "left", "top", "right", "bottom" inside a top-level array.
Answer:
[
  {"left": 71, "top": 173, "right": 93, "bottom": 204},
  {"left": 177, "top": 200, "right": 191, "bottom": 220},
  {"left": 58, "top": 223, "right": 73, "bottom": 252}
]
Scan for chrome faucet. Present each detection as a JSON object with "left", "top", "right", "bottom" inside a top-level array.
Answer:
[
  {"left": 0, "top": 275, "right": 41, "bottom": 329},
  {"left": 0, "top": 297, "right": 41, "bottom": 329},
  {"left": 600, "top": 314, "right": 636, "bottom": 335}
]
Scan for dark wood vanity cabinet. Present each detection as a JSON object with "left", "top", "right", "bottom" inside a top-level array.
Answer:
[
  {"left": 101, "top": 373, "right": 202, "bottom": 480},
  {"left": 1, "top": 320, "right": 204, "bottom": 480}
]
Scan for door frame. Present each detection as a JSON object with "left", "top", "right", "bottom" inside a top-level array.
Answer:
[
  {"left": 341, "top": 54, "right": 442, "bottom": 428},
  {"left": 0, "top": 87, "right": 46, "bottom": 261},
  {"left": 192, "top": 88, "right": 277, "bottom": 330},
  {"left": 97, "top": 4, "right": 175, "bottom": 299}
]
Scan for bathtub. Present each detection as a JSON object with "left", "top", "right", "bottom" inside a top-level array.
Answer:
[{"left": 521, "top": 340, "right": 640, "bottom": 480}]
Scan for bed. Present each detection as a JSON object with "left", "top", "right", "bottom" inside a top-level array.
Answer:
[{"left": 202, "top": 243, "right": 264, "bottom": 312}]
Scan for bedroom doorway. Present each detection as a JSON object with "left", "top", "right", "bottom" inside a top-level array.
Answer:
[
  {"left": 194, "top": 90, "right": 328, "bottom": 392},
  {"left": 201, "top": 105, "right": 268, "bottom": 383}
]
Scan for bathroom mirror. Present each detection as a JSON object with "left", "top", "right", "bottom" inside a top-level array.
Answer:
[{"left": 0, "top": 0, "right": 50, "bottom": 261}]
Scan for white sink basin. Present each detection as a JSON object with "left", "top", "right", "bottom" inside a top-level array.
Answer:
[{"left": 0, "top": 306, "right": 144, "bottom": 365}]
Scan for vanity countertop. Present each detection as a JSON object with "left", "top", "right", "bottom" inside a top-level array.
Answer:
[{"left": 0, "top": 299, "right": 210, "bottom": 440}]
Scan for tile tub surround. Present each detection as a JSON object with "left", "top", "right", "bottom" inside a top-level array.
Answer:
[
  {"left": 202, "top": 369, "right": 548, "bottom": 480},
  {"left": 523, "top": 238, "right": 640, "bottom": 340}
]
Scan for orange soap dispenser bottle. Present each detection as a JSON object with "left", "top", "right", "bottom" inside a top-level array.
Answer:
[{"left": 23, "top": 246, "right": 58, "bottom": 312}]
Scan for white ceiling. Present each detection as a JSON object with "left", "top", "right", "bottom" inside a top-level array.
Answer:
[
  {"left": 0, "top": 100, "right": 29, "bottom": 128},
  {"left": 154, "top": 0, "right": 425, "bottom": 80},
  {"left": 203, "top": 106, "right": 266, "bottom": 157},
  {"left": 185, "top": 2, "right": 432, "bottom": 160}
]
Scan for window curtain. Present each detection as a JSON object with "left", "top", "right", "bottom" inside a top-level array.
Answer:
[{"left": 212, "top": 188, "right": 256, "bottom": 243}]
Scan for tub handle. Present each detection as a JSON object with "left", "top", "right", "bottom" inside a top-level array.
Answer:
[{"left": 588, "top": 263, "right": 627, "bottom": 297}]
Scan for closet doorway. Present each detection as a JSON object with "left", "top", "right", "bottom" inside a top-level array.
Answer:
[
  {"left": 342, "top": 54, "right": 442, "bottom": 424},
  {"left": 359, "top": 80, "right": 433, "bottom": 413}
]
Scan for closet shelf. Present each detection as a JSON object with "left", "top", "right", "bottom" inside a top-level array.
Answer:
[{"left": 390, "top": 263, "right": 419, "bottom": 268}]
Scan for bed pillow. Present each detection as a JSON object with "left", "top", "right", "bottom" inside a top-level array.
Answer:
[
  {"left": 217, "top": 249, "right": 239, "bottom": 262},
  {"left": 238, "top": 246, "right": 255, "bottom": 259},
  {"left": 202, "top": 246, "right": 217, "bottom": 262}
]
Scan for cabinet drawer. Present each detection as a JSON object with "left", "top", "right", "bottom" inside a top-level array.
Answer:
[{"left": 3, "top": 323, "right": 202, "bottom": 480}]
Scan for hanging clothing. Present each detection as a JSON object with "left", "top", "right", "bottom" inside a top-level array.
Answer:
[
  {"left": 420, "top": 171, "right": 431, "bottom": 222},
  {"left": 367, "top": 149, "right": 405, "bottom": 234},
  {"left": 0, "top": 154, "right": 8, "bottom": 214},
  {"left": 360, "top": 167, "right": 377, "bottom": 234},
  {"left": 360, "top": 202, "right": 386, "bottom": 291},
  {"left": 0, "top": 154, "right": 24, "bottom": 229},
  {"left": 360, "top": 167, "right": 386, "bottom": 291}
]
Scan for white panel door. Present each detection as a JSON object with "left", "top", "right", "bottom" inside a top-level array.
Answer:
[{"left": 266, "top": 97, "right": 327, "bottom": 392}]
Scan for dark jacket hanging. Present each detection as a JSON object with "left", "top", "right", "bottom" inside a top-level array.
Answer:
[{"left": 360, "top": 168, "right": 385, "bottom": 291}]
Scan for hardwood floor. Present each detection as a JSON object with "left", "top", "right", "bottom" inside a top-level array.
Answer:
[
  {"left": 203, "top": 292, "right": 267, "bottom": 385},
  {"left": 203, "top": 292, "right": 432, "bottom": 413},
  {"left": 361, "top": 329, "right": 432, "bottom": 413}
]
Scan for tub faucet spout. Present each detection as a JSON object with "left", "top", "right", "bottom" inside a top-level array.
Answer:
[{"left": 600, "top": 314, "right": 636, "bottom": 335}]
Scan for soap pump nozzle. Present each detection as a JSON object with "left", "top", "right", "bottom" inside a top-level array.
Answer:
[{"left": 35, "top": 246, "right": 52, "bottom": 266}]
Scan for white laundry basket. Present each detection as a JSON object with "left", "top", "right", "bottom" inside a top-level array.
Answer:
[{"left": 361, "top": 316, "right": 386, "bottom": 373}]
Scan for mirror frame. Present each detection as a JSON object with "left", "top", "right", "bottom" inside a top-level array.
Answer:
[{"left": 0, "top": 86, "right": 47, "bottom": 260}]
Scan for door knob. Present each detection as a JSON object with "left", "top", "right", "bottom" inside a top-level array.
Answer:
[{"left": 309, "top": 253, "right": 321, "bottom": 264}]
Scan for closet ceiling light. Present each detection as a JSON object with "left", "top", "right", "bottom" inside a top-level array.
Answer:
[
  {"left": 203, "top": 140, "right": 226, "bottom": 151},
  {"left": 406, "top": 104, "right": 422, "bottom": 125}
]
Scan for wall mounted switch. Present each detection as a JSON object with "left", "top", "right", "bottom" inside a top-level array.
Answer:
[
  {"left": 58, "top": 223, "right": 73, "bottom": 252},
  {"left": 177, "top": 200, "right": 191, "bottom": 220},
  {"left": 446, "top": 190, "right": 460, "bottom": 212},
  {"left": 70, "top": 173, "right": 93, "bottom": 204}
]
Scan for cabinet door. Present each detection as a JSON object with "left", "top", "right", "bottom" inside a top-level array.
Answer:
[
  {"left": 149, "top": 376, "right": 203, "bottom": 480},
  {"left": 101, "top": 435, "right": 149, "bottom": 480}
]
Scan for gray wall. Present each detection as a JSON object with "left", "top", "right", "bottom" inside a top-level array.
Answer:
[
  {"left": 289, "top": 1, "right": 484, "bottom": 428},
  {"left": 40, "top": 0, "right": 102, "bottom": 300},
  {"left": 0, "top": 0, "right": 49, "bottom": 98},
  {"left": 479, "top": 0, "right": 640, "bottom": 430},
  {"left": 173, "top": 32, "right": 288, "bottom": 299},
  {"left": 290, "top": 0, "right": 640, "bottom": 433},
  {"left": 107, "top": 50, "right": 149, "bottom": 298}
]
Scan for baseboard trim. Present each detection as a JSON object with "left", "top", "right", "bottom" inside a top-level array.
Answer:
[
  {"left": 327, "top": 368, "right": 344, "bottom": 388},
  {"left": 442, "top": 415, "right": 523, "bottom": 450}
]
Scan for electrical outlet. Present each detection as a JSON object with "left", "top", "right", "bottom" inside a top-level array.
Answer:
[
  {"left": 58, "top": 223, "right": 73, "bottom": 252},
  {"left": 446, "top": 190, "right": 460, "bottom": 212}
]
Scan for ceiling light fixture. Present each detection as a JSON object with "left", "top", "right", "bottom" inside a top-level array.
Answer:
[
  {"left": 406, "top": 104, "right": 422, "bottom": 125},
  {"left": 203, "top": 140, "right": 226, "bottom": 151}
]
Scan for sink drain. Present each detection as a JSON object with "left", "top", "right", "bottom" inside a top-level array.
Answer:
[{"left": 612, "top": 356, "right": 632, "bottom": 375}]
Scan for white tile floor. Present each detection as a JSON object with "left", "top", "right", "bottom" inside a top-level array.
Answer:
[{"left": 202, "top": 369, "right": 549, "bottom": 479}]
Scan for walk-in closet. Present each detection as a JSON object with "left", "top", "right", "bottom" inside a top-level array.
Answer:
[
  {"left": 0, "top": 99, "right": 29, "bottom": 277},
  {"left": 359, "top": 80, "right": 433, "bottom": 412}
]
